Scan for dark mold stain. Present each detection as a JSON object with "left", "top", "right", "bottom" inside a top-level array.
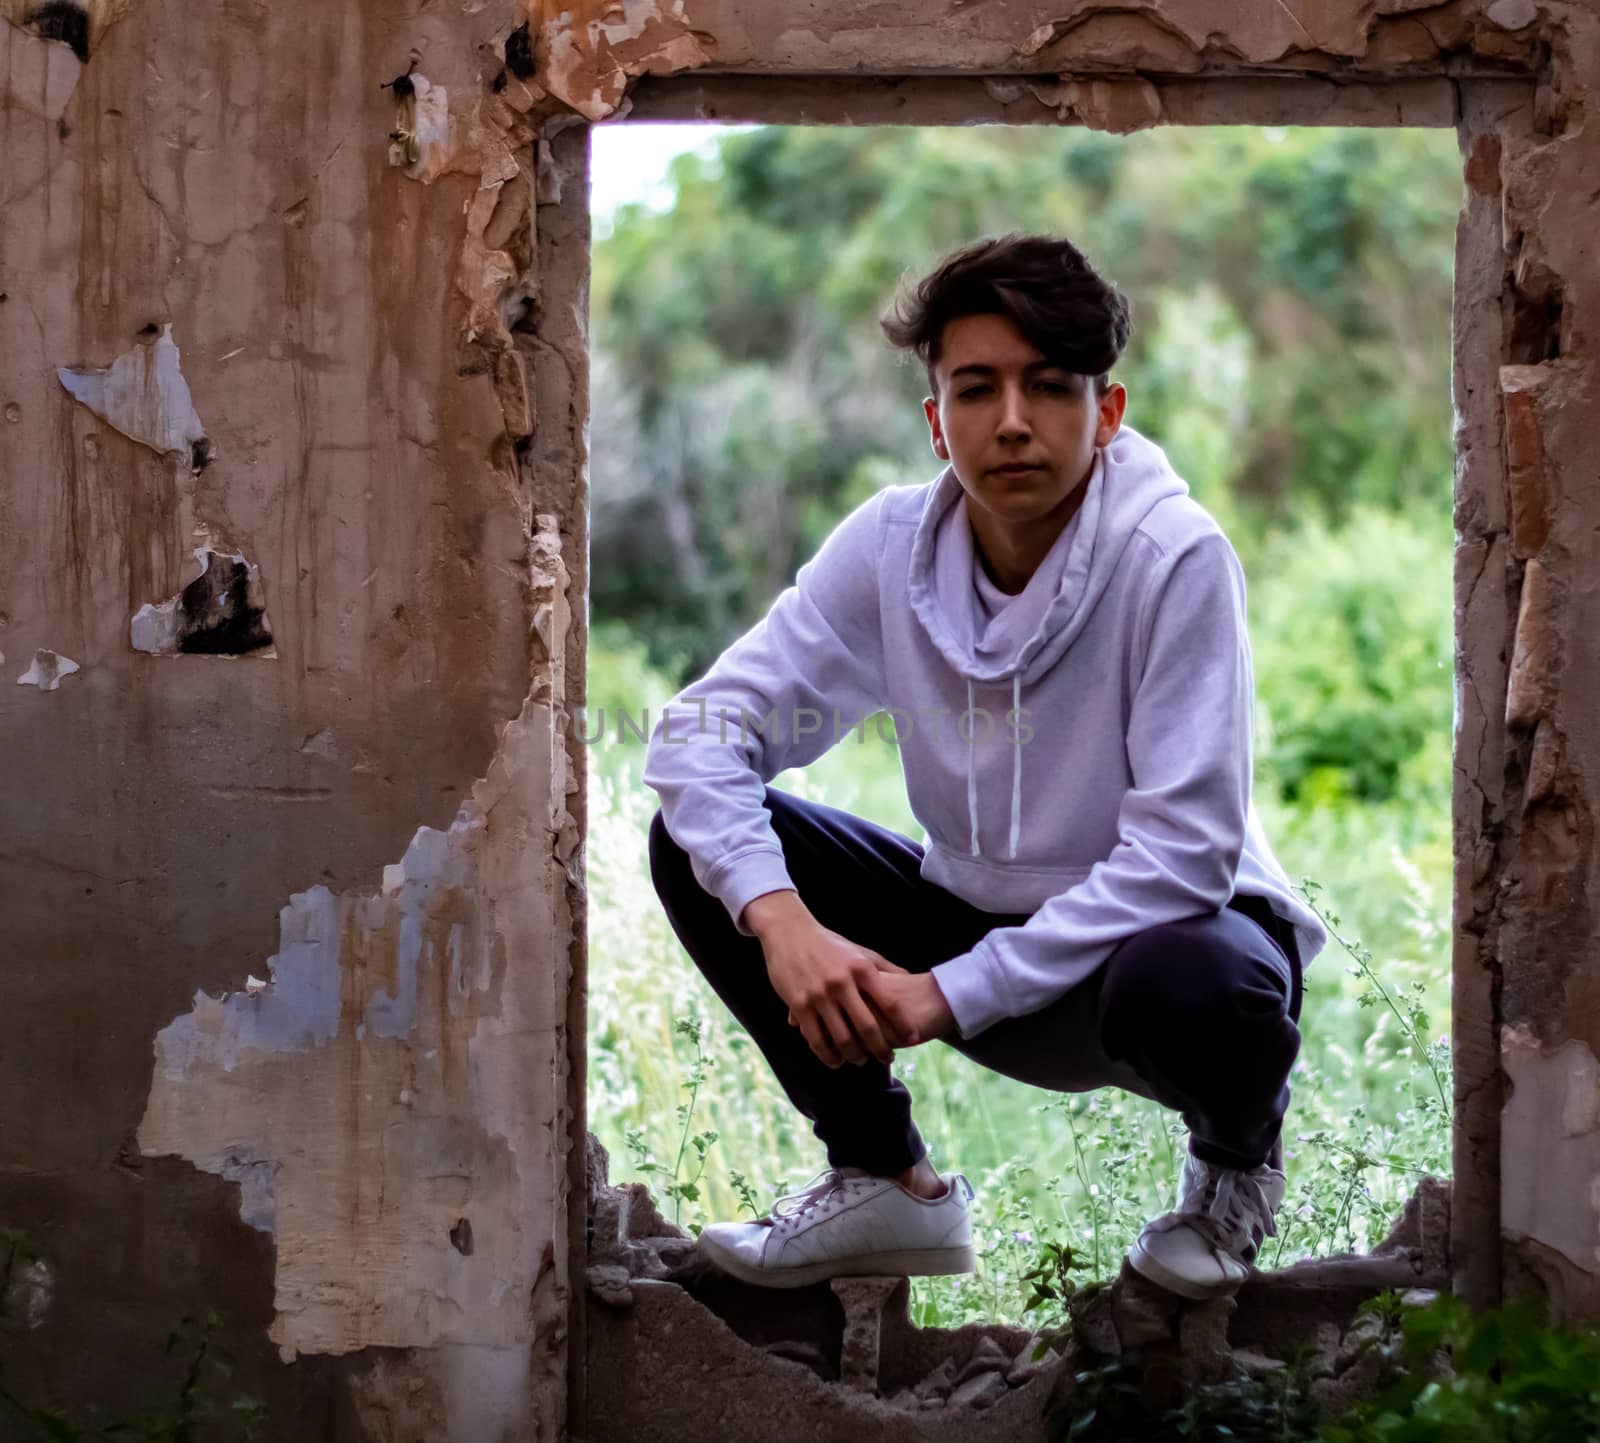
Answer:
[
  {"left": 504, "top": 22, "right": 535, "bottom": 80},
  {"left": 449, "top": 1218, "right": 474, "bottom": 1256},
  {"left": 136, "top": 321, "right": 161, "bottom": 338},
  {"left": 26, "top": 2, "right": 90, "bottom": 63},
  {"left": 176, "top": 555, "right": 273, "bottom": 655},
  {"left": 190, "top": 436, "right": 214, "bottom": 474},
  {"left": 491, "top": 69, "right": 508, "bottom": 93}
]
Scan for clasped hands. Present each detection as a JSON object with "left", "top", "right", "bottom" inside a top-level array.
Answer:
[{"left": 743, "top": 889, "right": 959, "bottom": 1070}]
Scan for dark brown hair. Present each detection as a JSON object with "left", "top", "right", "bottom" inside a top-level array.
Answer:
[{"left": 880, "top": 233, "right": 1132, "bottom": 397}]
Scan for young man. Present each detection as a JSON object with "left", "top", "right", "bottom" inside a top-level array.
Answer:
[{"left": 641, "top": 233, "right": 1327, "bottom": 1301}]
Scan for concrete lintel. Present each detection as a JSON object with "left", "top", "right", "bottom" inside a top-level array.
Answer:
[{"left": 622, "top": 73, "right": 1534, "bottom": 129}]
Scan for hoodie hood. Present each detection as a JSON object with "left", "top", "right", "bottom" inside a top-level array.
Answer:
[
  {"left": 905, "top": 424, "right": 1191, "bottom": 859},
  {"left": 908, "top": 424, "right": 1191, "bottom": 686}
]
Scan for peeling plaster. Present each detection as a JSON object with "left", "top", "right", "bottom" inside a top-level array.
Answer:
[
  {"left": 0, "top": 11, "right": 82, "bottom": 121},
  {"left": 383, "top": 50, "right": 550, "bottom": 445},
  {"left": 533, "top": 0, "right": 712, "bottom": 122},
  {"left": 1503, "top": 1028, "right": 1600, "bottom": 1274},
  {"left": 216, "top": 1144, "right": 278, "bottom": 1233},
  {"left": 130, "top": 547, "right": 275, "bottom": 657},
  {"left": 16, "top": 649, "right": 79, "bottom": 689},
  {"left": 1, "top": 0, "right": 133, "bottom": 62},
  {"left": 57, "top": 324, "right": 210, "bottom": 469},
  {"left": 138, "top": 517, "right": 574, "bottom": 1372},
  {"left": 386, "top": 71, "right": 452, "bottom": 178}
]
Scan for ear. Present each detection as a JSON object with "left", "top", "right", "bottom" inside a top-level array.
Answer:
[
  {"left": 1094, "top": 383, "right": 1128, "bottom": 447},
  {"left": 923, "top": 396, "right": 949, "bottom": 461}
]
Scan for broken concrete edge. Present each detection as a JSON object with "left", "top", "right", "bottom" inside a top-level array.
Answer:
[
  {"left": 584, "top": 1133, "right": 1065, "bottom": 1403},
  {"left": 587, "top": 1133, "right": 1454, "bottom": 1418}
]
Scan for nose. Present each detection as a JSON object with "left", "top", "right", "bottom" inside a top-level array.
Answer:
[{"left": 996, "top": 382, "right": 1031, "bottom": 442}]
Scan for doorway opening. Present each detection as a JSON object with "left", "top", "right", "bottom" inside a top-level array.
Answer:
[{"left": 582, "top": 114, "right": 1463, "bottom": 1334}]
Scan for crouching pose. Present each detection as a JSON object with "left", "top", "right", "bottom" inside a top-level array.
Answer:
[{"left": 642, "top": 233, "right": 1326, "bottom": 1301}]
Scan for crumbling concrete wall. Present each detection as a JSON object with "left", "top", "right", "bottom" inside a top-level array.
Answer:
[
  {"left": 3, "top": 0, "right": 1600, "bottom": 1439},
  {"left": 1, "top": 0, "right": 594, "bottom": 1434}
]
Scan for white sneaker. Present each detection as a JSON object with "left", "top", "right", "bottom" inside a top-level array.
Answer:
[
  {"left": 1126, "top": 1150, "right": 1286, "bottom": 1300},
  {"left": 697, "top": 1164, "right": 978, "bottom": 1289}
]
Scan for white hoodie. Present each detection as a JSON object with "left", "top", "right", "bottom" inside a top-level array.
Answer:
[{"left": 642, "top": 425, "right": 1327, "bottom": 1039}]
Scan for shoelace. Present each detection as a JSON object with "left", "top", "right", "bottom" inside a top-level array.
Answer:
[
  {"left": 1148, "top": 1159, "right": 1278, "bottom": 1258},
  {"left": 766, "top": 1167, "right": 869, "bottom": 1229}
]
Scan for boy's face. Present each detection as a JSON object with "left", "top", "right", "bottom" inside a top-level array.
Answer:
[{"left": 923, "top": 312, "right": 1126, "bottom": 530}]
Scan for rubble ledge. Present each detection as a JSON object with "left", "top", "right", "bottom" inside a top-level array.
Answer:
[{"left": 582, "top": 1135, "right": 1450, "bottom": 1442}]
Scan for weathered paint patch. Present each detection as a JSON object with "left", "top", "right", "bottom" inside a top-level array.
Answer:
[
  {"left": 130, "top": 548, "right": 275, "bottom": 657},
  {"left": 16, "top": 649, "right": 79, "bottom": 689},
  {"left": 1, "top": 0, "right": 133, "bottom": 59},
  {"left": 1503, "top": 1027, "right": 1600, "bottom": 1272},
  {"left": 0, "top": 10, "right": 82, "bottom": 121},
  {"left": 983, "top": 74, "right": 1163, "bottom": 133},
  {"left": 138, "top": 518, "right": 573, "bottom": 1368},
  {"left": 534, "top": 0, "right": 712, "bottom": 122},
  {"left": 57, "top": 323, "right": 210, "bottom": 466}
]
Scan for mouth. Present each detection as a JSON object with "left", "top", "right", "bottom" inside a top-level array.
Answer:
[{"left": 991, "top": 464, "right": 1043, "bottom": 476}]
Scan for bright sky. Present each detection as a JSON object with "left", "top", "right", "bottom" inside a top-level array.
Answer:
[{"left": 589, "top": 122, "right": 755, "bottom": 227}]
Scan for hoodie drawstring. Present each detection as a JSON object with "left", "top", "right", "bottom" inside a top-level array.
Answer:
[
  {"left": 1009, "top": 672, "right": 1022, "bottom": 860},
  {"left": 965, "top": 673, "right": 1025, "bottom": 862},
  {"left": 965, "top": 678, "right": 980, "bottom": 857}
]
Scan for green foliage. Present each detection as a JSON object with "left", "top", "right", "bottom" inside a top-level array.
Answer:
[
  {"left": 1251, "top": 511, "right": 1453, "bottom": 806},
  {"left": 592, "top": 124, "right": 1461, "bottom": 676},
  {"left": 1327, "top": 1294, "right": 1600, "bottom": 1441},
  {"left": 624, "top": 1015, "right": 721, "bottom": 1232},
  {"left": 1038, "top": 1294, "right": 1600, "bottom": 1441}
]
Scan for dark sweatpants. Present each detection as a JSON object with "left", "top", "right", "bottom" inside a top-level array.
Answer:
[{"left": 647, "top": 785, "right": 1303, "bottom": 1175}]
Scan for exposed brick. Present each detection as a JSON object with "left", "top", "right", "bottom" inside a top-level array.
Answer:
[{"left": 1501, "top": 365, "right": 1552, "bottom": 559}]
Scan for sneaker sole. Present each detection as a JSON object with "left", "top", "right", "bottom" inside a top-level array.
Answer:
[
  {"left": 1125, "top": 1237, "right": 1247, "bottom": 1302},
  {"left": 698, "top": 1236, "right": 978, "bottom": 1290}
]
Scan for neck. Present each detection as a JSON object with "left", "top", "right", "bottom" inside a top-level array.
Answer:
[{"left": 968, "top": 458, "right": 1094, "bottom": 594}]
